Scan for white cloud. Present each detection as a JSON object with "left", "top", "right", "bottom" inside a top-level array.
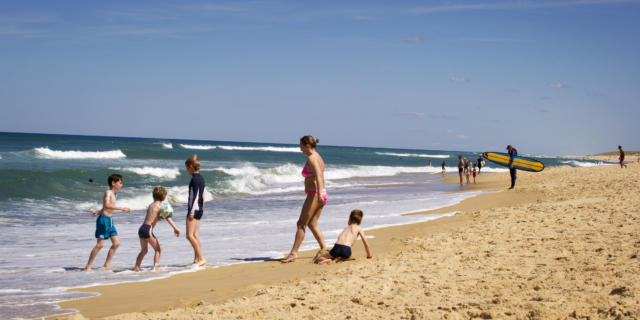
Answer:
[
  {"left": 411, "top": 0, "right": 640, "bottom": 14},
  {"left": 403, "top": 36, "right": 430, "bottom": 42},
  {"left": 450, "top": 76, "right": 468, "bottom": 83}
]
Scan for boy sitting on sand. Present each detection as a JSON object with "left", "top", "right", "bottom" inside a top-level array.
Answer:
[
  {"left": 134, "top": 187, "right": 180, "bottom": 272},
  {"left": 314, "top": 209, "right": 373, "bottom": 264}
]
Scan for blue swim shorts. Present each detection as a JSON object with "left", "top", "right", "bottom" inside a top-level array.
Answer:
[{"left": 95, "top": 214, "right": 118, "bottom": 240}]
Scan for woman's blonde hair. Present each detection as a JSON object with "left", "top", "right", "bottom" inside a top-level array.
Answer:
[{"left": 185, "top": 155, "right": 200, "bottom": 171}]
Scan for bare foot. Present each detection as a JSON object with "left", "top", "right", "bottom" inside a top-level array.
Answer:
[
  {"left": 103, "top": 265, "right": 112, "bottom": 270},
  {"left": 196, "top": 259, "right": 207, "bottom": 267},
  {"left": 317, "top": 258, "right": 333, "bottom": 265},
  {"left": 281, "top": 253, "right": 297, "bottom": 263},
  {"left": 153, "top": 264, "right": 160, "bottom": 271},
  {"left": 133, "top": 266, "right": 140, "bottom": 272},
  {"left": 83, "top": 265, "right": 92, "bottom": 271}
]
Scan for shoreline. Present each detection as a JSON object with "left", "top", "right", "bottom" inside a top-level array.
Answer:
[
  {"left": 55, "top": 172, "right": 516, "bottom": 319},
  {"left": 57, "top": 164, "right": 640, "bottom": 319}
]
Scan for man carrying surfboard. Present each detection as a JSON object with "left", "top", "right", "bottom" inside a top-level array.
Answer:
[{"left": 507, "top": 145, "right": 517, "bottom": 189}]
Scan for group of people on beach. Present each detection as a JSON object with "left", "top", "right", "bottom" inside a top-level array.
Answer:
[
  {"left": 83, "top": 136, "right": 373, "bottom": 272},
  {"left": 455, "top": 155, "right": 483, "bottom": 185},
  {"left": 84, "top": 155, "right": 206, "bottom": 271}
]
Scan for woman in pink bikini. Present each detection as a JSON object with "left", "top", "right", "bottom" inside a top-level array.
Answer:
[{"left": 281, "top": 135, "right": 328, "bottom": 263}]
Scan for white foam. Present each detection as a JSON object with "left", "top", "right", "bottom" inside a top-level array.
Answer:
[
  {"left": 217, "top": 145, "right": 300, "bottom": 153},
  {"left": 204, "top": 163, "right": 461, "bottom": 196},
  {"left": 179, "top": 144, "right": 217, "bottom": 150},
  {"left": 326, "top": 165, "right": 430, "bottom": 180},
  {"left": 33, "top": 147, "right": 126, "bottom": 159},
  {"left": 110, "top": 167, "right": 181, "bottom": 180},
  {"left": 0, "top": 289, "right": 23, "bottom": 294},
  {"left": 164, "top": 186, "right": 215, "bottom": 206},
  {"left": 560, "top": 160, "right": 604, "bottom": 167},
  {"left": 376, "top": 152, "right": 450, "bottom": 158},
  {"left": 162, "top": 143, "right": 173, "bottom": 149}
]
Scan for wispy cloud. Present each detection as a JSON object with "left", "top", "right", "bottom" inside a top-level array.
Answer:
[
  {"left": 397, "top": 112, "right": 459, "bottom": 120},
  {"left": 455, "top": 37, "right": 523, "bottom": 43},
  {"left": 99, "top": 25, "right": 211, "bottom": 38},
  {"left": 403, "top": 36, "right": 430, "bottom": 42},
  {"left": 447, "top": 129, "right": 468, "bottom": 140},
  {"left": 99, "top": 9, "right": 177, "bottom": 22},
  {"left": 0, "top": 14, "right": 58, "bottom": 24},
  {"left": 534, "top": 106, "right": 550, "bottom": 113},
  {"left": 398, "top": 112, "right": 425, "bottom": 118},
  {"left": 411, "top": 0, "right": 640, "bottom": 14},
  {"left": 450, "top": 76, "right": 469, "bottom": 83},
  {"left": 0, "top": 14, "right": 57, "bottom": 38},
  {"left": 587, "top": 91, "right": 605, "bottom": 97},
  {"left": 549, "top": 82, "right": 567, "bottom": 88}
]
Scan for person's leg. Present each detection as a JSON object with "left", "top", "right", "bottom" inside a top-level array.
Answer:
[
  {"left": 134, "top": 238, "right": 149, "bottom": 272},
  {"left": 314, "top": 252, "right": 333, "bottom": 264},
  {"left": 307, "top": 200, "right": 325, "bottom": 250},
  {"left": 148, "top": 237, "right": 161, "bottom": 270},
  {"left": 509, "top": 167, "right": 516, "bottom": 189},
  {"left": 186, "top": 215, "right": 203, "bottom": 264},
  {"left": 84, "top": 239, "right": 104, "bottom": 271},
  {"left": 282, "top": 195, "right": 315, "bottom": 262},
  {"left": 104, "top": 236, "right": 120, "bottom": 269},
  {"left": 193, "top": 219, "right": 205, "bottom": 265}
]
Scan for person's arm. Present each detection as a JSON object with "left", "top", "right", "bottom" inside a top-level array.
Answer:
[
  {"left": 310, "top": 157, "right": 327, "bottom": 204},
  {"left": 103, "top": 191, "right": 130, "bottom": 212},
  {"left": 187, "top": 179, "right": 195, "bottom": 215},
  {"left": 166, "top": 217, "right": 180, "bottom": 237},
  {"left": 358, "top": 230, "right": 373, "bottom": 259},
  {"left": 508, "top": 150, "right": 515, "bottom": 168}
]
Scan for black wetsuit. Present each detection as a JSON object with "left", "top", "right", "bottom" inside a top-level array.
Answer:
[
  {"left": 188, "top": 173, "right": 206, "bottom": 220},
  {"left": 508, "top": 148, "right": 518, "bottom": 188}
]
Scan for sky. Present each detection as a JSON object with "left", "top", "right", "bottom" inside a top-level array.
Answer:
[{"left": 1, "top": 0, "right": 639, "bottom": 155}]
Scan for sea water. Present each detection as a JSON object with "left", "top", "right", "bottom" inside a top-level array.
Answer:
[{"left": 0, "top": 132, "right": 606, "bottom": 319}]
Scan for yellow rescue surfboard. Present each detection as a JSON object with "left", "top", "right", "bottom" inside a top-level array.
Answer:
[{"left": 482, "top": 152, "right": 545, "bottom": 172}]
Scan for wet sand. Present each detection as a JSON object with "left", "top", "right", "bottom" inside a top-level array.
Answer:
[{"left": 57, "top": 164, "right": 640, "bottom": 319}]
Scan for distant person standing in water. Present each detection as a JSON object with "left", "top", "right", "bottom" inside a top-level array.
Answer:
[
  {"left": 618, "top": 145, "right": 627, "bottom": 168},
  {"left": 457, "top": 156, "right": 464, "bottom": 185},
  {"left": 477, "top": 156, "right": 483, "bottom": 174},
  {"left": 428, "top": 160, "right": 432, "bottom": 167},
  {"left": 282, "top": 135, "right": 328, "bottom": 263},
  {"left": 507, "top": 145, "right": 518, "bottom": 189},
  {"left": 441, "top": 161, "right": 446, "bottom": 175}
]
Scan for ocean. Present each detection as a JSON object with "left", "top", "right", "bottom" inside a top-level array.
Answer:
[{"left": 0, "top": 132, "right": 606, "bottom": 319}]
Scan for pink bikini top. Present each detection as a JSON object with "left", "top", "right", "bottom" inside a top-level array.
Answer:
[{"left": 301, "top": 164, "right": 315, "bottom": 178}]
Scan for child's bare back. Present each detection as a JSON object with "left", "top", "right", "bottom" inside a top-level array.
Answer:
[{"left": 335, "top": 224, "right": 362, "bottom": 247}]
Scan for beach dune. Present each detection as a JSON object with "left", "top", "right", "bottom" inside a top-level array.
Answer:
[{"left": 58, "top": 164, "right": 640, "bottom": 319}]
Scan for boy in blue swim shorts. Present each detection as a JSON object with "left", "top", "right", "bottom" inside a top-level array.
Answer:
[
  {"left": 84, "top": 174, "right": 131, "bottom": 271},
  {"left": 314, "top": 209, "right": 373, "bottom": 265}
]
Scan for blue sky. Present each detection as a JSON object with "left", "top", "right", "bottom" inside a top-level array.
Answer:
[{"left": 1, "top": 0, "right": 639, "bottom": 155}]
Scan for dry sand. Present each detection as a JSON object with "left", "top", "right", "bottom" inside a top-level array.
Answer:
[{"left": 58, "top": 164, "right": 640, "bottom": 319}]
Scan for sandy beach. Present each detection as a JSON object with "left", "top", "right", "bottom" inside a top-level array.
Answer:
[{"left": 57, "top": 163, "right": 640, "bottom": 319}]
